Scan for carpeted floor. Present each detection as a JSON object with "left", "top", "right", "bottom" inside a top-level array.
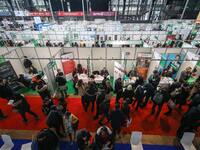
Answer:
[
  {"left": 0, "top": 139, "right": 181, "bottom": 150},
  {"left": 0, "top": 95, "right": 188, "bottom": 136}
]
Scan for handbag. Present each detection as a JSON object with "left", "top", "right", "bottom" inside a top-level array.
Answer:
[{"left": 168, "top": 99, "right": 176, "bottom": 109}]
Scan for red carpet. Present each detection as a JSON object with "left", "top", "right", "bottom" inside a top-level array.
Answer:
[{"left": 0, "top": 96, "right": 189, "bottom": 136}]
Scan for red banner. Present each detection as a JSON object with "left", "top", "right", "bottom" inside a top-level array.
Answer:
[
  {"left": 29, "top": 11, "right": 51, "bottom": 17},
  {"left": 57, "top": 11, "right": 83, "bottom": 17},
  {"left": 89, "top": 11, "right": 115, "bottom": 16}
]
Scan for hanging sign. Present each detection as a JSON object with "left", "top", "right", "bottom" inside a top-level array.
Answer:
[
  {"left": 89, "top": 11, "right": 115, "bottom": 16},
  {"left": 29, "top": 11, "right": 51, "bottom": 17},
  {"left": 56, "top": 11, "right": 83, "bottom": 17}
]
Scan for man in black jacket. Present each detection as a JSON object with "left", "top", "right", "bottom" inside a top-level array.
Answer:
[
  {"left": 94, "top": 87, "right": 106, "bottom": 120},
  {"left": 109, "top": 103, "right": 124, "bottom": 138},
  {"left": 142, "top": 82, "right": 155, "bottom": 107},
  {"left": 148, "top": 70, "right": 160, "bottom": 90},
  {"left": 114, "top": 78, "right": 123, "bottom": 103},
  {"left": 177, "top": 105, "right": 200, "bottom": 138},
  {"left": 13, "top": 93, "right": 39, "bottom": 123}
]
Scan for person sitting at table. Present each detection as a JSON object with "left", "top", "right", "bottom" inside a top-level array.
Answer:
[
  {"left": 100, "top": 67, "right": 109, "bottom": 77},
  {"left": 179, "top": 67, "right": 192, "bottom": 84},
  {"left": 17, "top": 74, "right": 32, "bottom": 88},
  {"left": 128, "top": 69, "right": 138, "bottom": 78},
  {"left": 73, "top": 64, "right": 87, "bottom": 75}
]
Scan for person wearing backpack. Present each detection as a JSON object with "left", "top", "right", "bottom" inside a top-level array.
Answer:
[
  {"left": 33, "top": 127, "right": 60, "bottom": 150},
  {"left": 151, "top": 87, "right": 170, "bottom": 117},
  {"left": 94, "top": 86, "right": 106, "bottom": 120},
  {"left": 148, "top": 70, "right": 160, "bottom": 90},
  {"left": 134, "top": 84, "right": 145, "bottom": 110},
  {"left": 114, "top": 78, "right": 123, "bottom": 103},
  {"left": 56, "top": 72, "right": 68, "bottom": 98},
  {"left": 142, "top": 82, "right": 155, "bottom": 107}
]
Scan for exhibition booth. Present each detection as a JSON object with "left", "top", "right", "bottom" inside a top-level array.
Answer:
[{"left": 0, "top": 46, "right": 199, "bottom": 94}]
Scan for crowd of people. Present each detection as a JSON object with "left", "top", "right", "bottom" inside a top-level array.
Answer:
[{"left": 0, "top": 57, "right": 200, "bottom": 149}]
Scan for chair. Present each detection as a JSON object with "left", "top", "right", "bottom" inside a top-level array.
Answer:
[
  {"left": 0, "top": 134, "right": 14, "bottom": 150},
  {"left": 180, "top": 132, "right": 196, "bottom": 150},
  {"left": 21, "top": 142, "right": 32, "bottom": 150},
  {"left": 130, "top": 131, "right": 143, "bottom": 150}
]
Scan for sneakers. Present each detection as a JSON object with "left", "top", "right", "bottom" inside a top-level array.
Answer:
[{"left": 127, "top": 118, "right": 132, "bottom": 127}]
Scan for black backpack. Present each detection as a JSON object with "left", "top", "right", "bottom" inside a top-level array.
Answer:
[
  {"left": 134, "top": 85, "right": 144, "bottom": 99},
  {"left": 153, "top": 91, "right": 164, "bottom": 105},
  {"left": 33, "top": 128, "right": 59, "bottom": 150}
]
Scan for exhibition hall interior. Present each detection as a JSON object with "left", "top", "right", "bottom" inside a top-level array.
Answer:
[{"left": 0, "top": 0, "right": 200, "bottom": 149}]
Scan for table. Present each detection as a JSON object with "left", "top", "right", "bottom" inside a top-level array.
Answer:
[
  {"left": 123, "top": 77, "right": 137, "bottom": 86},
  {"left": 77, "top": 74, "right": 104, "bottom": 83}
]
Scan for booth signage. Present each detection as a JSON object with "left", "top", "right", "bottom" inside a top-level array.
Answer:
[
  {"left": 0, "top": 11, "right": 11, "bottom": 16},
  {"left": 57, "top": 11, "right": 83, "bottom": 17},
  {"left": 29, "top": 11, "right": 51, "bottom": 17},
  {"left": 14, "top": 11, "right": 25, "bottom": 16},
  {"left": 89, "top": 11, "right": 115, "bottom": 16}
]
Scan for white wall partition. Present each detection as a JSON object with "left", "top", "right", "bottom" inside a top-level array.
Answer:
[
  {"left": 106, "top": 48, "right": 121, "bottom": 76},
  {"left": 92, "top": 47, "right": 106, "bottom": 72}
]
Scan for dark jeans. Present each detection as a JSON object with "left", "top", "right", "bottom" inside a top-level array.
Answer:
[
  {"left": 133, "top": 98, "right": 143, "bottom": 110},
  {"left": 19, "top": 109, "right": 38, "bottom": 122},
  {"left": 85, "top": 97, "right": 96, "bottom": 112},
  {"left": 99, "top": 111, "right": 109, "bottom": 124},
  {"left": 116, "top": 92, "right": 122, "bottom": 103},
  {"left": 94, "top": 103, "right": 100, "bottom": 118},
  {"left": 151, "top": 102, "right": 164, "bottom": 117},
  {"left": 143, "top": 94, "right": 153, "bottom": 106}
]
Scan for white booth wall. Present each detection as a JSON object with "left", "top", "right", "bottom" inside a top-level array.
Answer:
[{"left": 0, "top": 46, "right": 199, "bottom": 78}]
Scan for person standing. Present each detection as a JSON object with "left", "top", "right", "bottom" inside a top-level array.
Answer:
[
  {"left": 99, "top": 98, "right": 110, "bottom": 125},
  {"left": 114, "top": 78, "right": 123, "bottom": 104},
  {"left": 134, "top": 84, "right": 145, "bottom": 110},
  {"left": 94, "top": 86, "right": 106, "bottom": 120},
  {"left": 142, "top": 82, "right": 155, "bottom": 107},
  {"left": 109, "top": 103, "right": 124, "bottom": 138},
  {"left": 36, "top": 80, "right": 51, "bottom": 101},
  {"left": 123, "top": 84, "right": 134, "bottom": 104},
  {"left": 63, "top": 111, "right": 79, "bottom": 144},
  {"left": 151, "top": 87, "right": 170, "bottom": 117},
  {"left": 84, "top": 82, "right": 97, "bottom": 112},
  {"left": 13, "top": 93, "right": 39, "bottom": 123},
  {"left": 148, "top": 70, "right": 160, "bottom": 91},
  {"left": 55, "top": 71, "right": 67, "bottom": 98},
  {"left": 179, "top": 67, "right": 192, "bottom": 83},
  {"left": 75, "top": 80, "right": 86, "bottom": 108},
  {"left": 76, "top": 129, "right": 91, "bottom": 150}
]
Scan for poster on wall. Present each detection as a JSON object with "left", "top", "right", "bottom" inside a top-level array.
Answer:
[
  {"left": 114, "top": 61, "right": 124, "bottom": 87},
  {"left": 61, "top": 52, "right": 75, "bottom": 80}
]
